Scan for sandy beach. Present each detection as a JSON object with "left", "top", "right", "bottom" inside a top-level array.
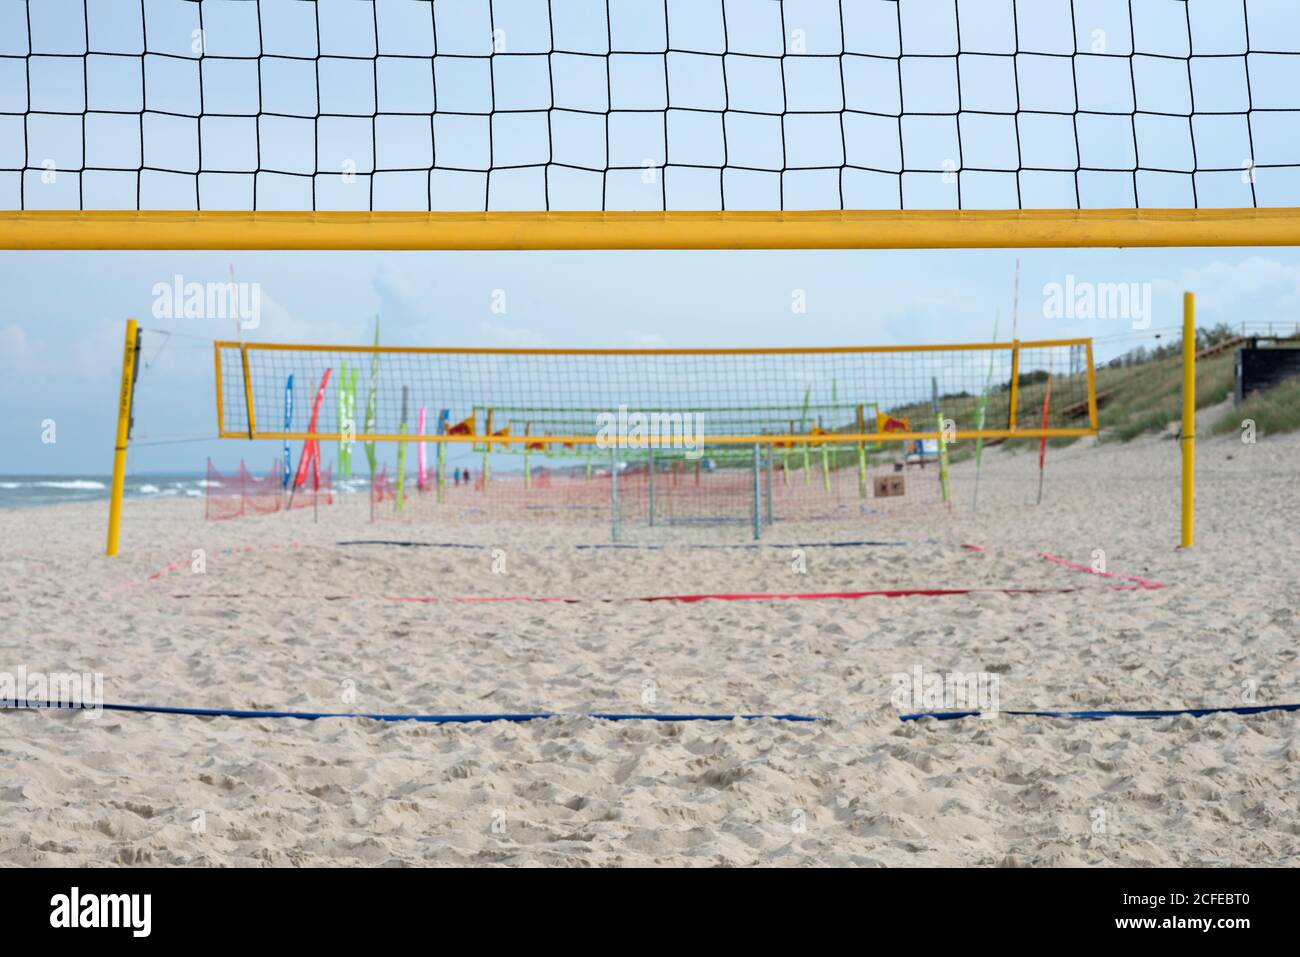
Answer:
[{"left": 1, "top": 430, "right": 1297, "bottom": 867}]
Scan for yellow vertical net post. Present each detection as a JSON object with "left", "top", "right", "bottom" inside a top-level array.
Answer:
[
  {"left": 1007, "top": 341, "right": 1021, "bottom": 431},
  {"left": 524, "top": 423, "right": 535, "bottom": 491},
  {"left": 1181, "top": 292, "right": 1196, "bottom": 549},
  {"left": 106, "top": 318, "right": 139, "bottom": 556},
  {"left": 855, "top": 404, "right": 867, "bottom": 498},
  {"left": 436, "top": 440, "right": 446, "bottom": 503},
  {"left": 482, "top": 408, "right": 493, "bottom": 492}
]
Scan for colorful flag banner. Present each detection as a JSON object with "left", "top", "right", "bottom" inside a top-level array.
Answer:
[{"left": 281, "top": 374, "right": 294, "bottom": 490}]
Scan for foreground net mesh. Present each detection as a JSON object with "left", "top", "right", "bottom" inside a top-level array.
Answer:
[{"left": 6, "top": 0, "right": 1299, "bottom": 212}]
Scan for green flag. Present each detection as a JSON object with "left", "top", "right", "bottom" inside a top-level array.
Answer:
[
  {"left": 363, "top": 317, "right": 380, "bottom": 487},
  {"left": 972, "top": 311, "right": 999, "bottom": 512},
  {"left": 337, "top": 361, "right": 356, "bottom": 480}
]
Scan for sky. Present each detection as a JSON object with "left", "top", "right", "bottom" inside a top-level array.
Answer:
[{"left": 3, "top": 244, "right": 1299, "bottom": 475}]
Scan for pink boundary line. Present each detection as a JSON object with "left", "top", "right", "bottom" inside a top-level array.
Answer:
[
  {"left": 117, "top": 543, "right": 1167, "bottom": 603},
  {"left": 168, "top": 578, "right": 1152, "bottom": 604},
  {"left": 964, "top": 543, "right": 1166, "bottom": 592},
  {"left": 108, "top": 542, "right": 301, "bottom": 593},
  {"left": 1037, "top": 551, "right": 1167, "bottom": 590},
  {"left": 166, "top": 588, "right": 1087, "bottom": 603}
]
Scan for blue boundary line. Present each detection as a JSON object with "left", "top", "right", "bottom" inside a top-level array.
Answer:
[
  {"left": 10, "top": 702, "right": 1296, "bottom": 725},
  {"left": 900, "top": 703, "right": 1300, "bottom": 722},
  {"left": 5, "top": 701, "right": 818, "bottom": 724}
]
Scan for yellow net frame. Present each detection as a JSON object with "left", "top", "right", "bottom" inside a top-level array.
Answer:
[{"left": 213, "top": 337, "right": 1098, "bottom": 445}]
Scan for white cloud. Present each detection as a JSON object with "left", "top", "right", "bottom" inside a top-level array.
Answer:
[
  {"left": 0, "top": 324, "right": 33, "bottom": 394},
  {"left": 478, "top": 320, "right": 545, "bottom": 347},
  {"left": 627, "top": 330, "right": 667, "bottom": 347},
  {"left": 372, "top": 265, "right": 435, "bottom": 329},
  {"left": 1171, "top": 257, "right": 1300, "bottom": 329},
  {"left": 0, "top": 323, "right": 30, "bottom": 365}
]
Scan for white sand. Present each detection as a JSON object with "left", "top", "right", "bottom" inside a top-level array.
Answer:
[{"left": 1, "top": 432, "right": 1297, "bottom": 866}]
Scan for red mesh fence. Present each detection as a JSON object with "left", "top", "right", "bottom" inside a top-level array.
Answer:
[
  {"left": 205, "top": 458, "right": 333, "bottom": 520},
  {"left": 288, "top": 463, "right": 333, "bottom": 510},
  {"left": 207, "top": 439, "right": 1048, "bottom": 538}
]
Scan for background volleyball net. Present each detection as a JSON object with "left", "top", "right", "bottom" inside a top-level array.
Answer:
[
  {"left": 3, "top": 0, "right": 1298, "bottom": 249},
  {"left": 215, "top": 339, "right": 1097, "bottom": 444},
  {"left": 210, "top": 338, "right": 1096, "bottom": 539}
]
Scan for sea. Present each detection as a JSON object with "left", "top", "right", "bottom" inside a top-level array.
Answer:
[
  {"left": 0, "top": 471, "right": 384, "bottom": 508},
  {"left": 0, "top": 473, "right": 210, "bottom": 509}
]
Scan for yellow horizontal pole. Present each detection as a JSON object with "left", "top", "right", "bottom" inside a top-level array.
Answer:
[
  {"left": 6, "top": 208, "right": 1300, "bottom": 251},
  {"left": 223, "top": 428, "right": 1096, "bottom": 444},
  {"left": 217, "top": 336, "right": 1091, "bottom": 358}
]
